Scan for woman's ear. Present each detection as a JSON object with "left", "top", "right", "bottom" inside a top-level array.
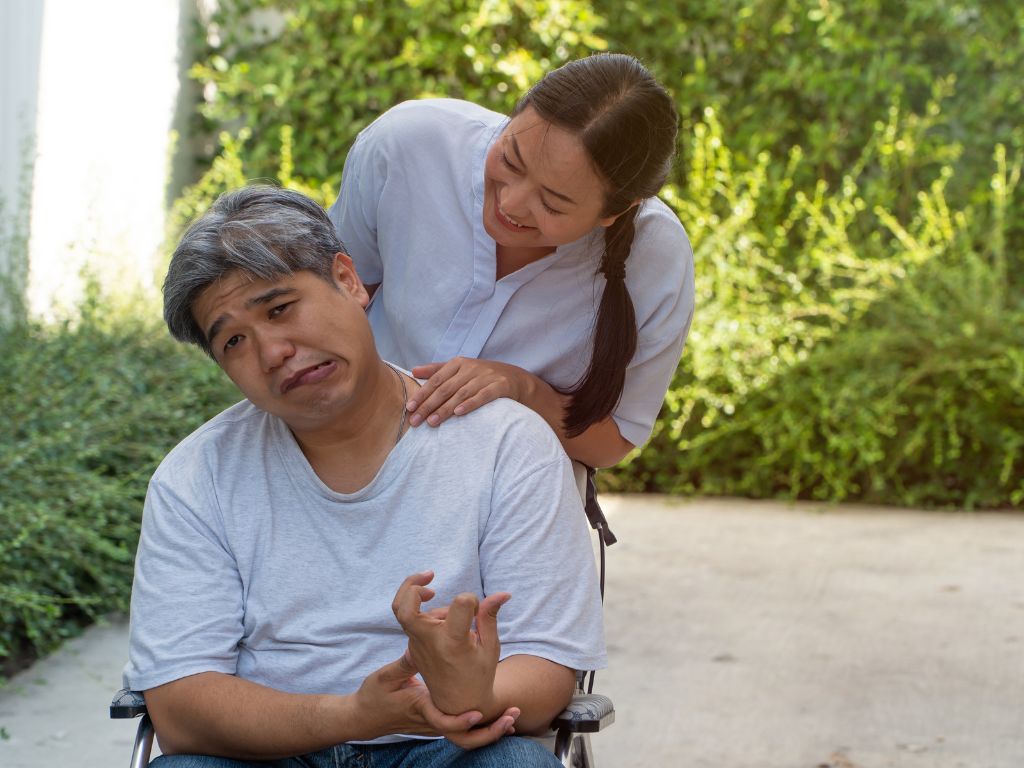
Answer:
[
  {"left": 331, "top": 252, "right": 370, "bottom": 308},
  {"left": 598, "top": 199, "right": 641, "bottom": 229}
]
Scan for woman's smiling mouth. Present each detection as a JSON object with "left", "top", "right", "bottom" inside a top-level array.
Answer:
[{"left": 494, "top": 192, "right": 535, "bottom": 232}]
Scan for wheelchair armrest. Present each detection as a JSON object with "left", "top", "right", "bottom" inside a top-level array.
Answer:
[
  {"left": 551, "top": 692, "right": 615, "bottom": 733},
  {"left": 112, "top": 686, "right": 614, "bottom": 732},
  {"left": 110, "top": 688, "right": 148, "bottom": 719}
]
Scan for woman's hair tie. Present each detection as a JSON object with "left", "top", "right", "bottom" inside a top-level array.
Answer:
[{"left": 602, "top": 260, "right": 626, "bottom": 281}]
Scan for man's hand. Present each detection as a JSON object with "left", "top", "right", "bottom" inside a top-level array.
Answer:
[
  {"left": 407, "top": 357, "right": 534, "bottom": 427},
  {"left": 392, "top": 571, "right": 509, "bottom": 719},
  {"left": 354, "top": 653, "right": 519, "bottom": 749}
]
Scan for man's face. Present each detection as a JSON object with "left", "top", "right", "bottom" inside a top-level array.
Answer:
[{"left": 191, "top": 253, "right": 373, "bottom": 432}]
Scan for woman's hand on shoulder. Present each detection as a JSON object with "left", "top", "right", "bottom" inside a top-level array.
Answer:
[{"left": 407, "top": 357, "right": 533, "bottom": 427}]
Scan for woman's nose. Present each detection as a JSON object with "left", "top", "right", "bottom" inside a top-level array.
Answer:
[{"left": 499, "top": 180, "right": 531, "bottom": 218}]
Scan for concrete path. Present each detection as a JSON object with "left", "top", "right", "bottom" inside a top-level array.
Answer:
[{"left": 1, "top": 496, "right": 1022, "bottom": 767}]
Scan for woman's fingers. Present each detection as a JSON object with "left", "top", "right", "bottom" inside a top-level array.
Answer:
[
  {"left": 407, "top": 359, "right": 464, "bottom": 424},
  {"left": 451, "top": 383, "right": 505, "bottom": 417},
  {"left": 410, "top": 362, "right": 444, "bottom": 381},
  {"left": 408, "top": 358, "right": 518, "bottom": 427},
  {"left": 409, "top": 361, "right": 477, "bottom": 427}
]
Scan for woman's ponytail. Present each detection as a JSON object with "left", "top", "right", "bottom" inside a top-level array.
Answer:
[
  {"left": 562, "top": 207, "right": 639, "bottom": 437},
  {"left": 518, "top": 53, "right": 678, "bottom": 440}
]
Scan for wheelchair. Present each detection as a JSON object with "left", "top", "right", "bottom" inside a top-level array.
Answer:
[{"left": 111, "top": 467, "right": 617, "bottom": 767}]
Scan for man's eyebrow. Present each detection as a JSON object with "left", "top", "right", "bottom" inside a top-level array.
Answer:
[
  {"left": 246, "top": 286, "right": 297, "bottom": 308},
  {"left": 509, "top": 134, "right": 578, "bottom": 206},
  {"left": 206, "top": 314, "right": 229, "bottom": 346},
  {"left": 205, "top": 287, "right": 297, "bottom": 343}
]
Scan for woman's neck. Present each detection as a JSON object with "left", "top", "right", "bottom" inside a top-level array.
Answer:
[{"left": 495, "top": 243, "right": 556, "bottom": 280}]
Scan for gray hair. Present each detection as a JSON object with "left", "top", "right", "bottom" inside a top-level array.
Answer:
[{"left": 163, "top": 185, "right": 343, "bottom": 354}]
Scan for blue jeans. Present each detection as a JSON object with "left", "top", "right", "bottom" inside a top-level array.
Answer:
[{"left": 150, "top": 736, "right": 560, "bottom": 767}]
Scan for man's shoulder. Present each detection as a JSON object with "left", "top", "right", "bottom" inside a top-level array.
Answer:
[
  {"left": 439, "top": 397, "right": 567, "bottom": 469},
  {"left": 153, "top": 399, "right": 270, "bottom": 480}
]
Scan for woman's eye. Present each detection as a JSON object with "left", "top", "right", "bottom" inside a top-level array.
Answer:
[
  {"left": 542, "top": 202, "right": 563, "bottom": 216},
  {"left": 501, "top": 152, "right": 520, "bottom": 172}
]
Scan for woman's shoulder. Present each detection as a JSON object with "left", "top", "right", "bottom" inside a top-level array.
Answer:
[
  {"left": 627, "top": 197, "right": 696, "bottom": 334},
  {"left": 630, "top": 198, "right": 693, "bottom": 279},
  {"left": 634, "top": 197, "right": 691, "bottom": 248},
  {"left": 362, "top": 98, "right": 506, "bottom": 147}
]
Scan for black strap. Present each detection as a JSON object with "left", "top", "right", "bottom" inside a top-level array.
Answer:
[
  {"left": 582, "top": 465, "right": 615, "bottom": 695},
  {"left": 584, "top": 466, "right": 617, "bottom": 546}
]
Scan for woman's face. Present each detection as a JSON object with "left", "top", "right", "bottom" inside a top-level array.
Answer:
[{"left": 482, "top": 106, "right": 622, "bottom": 251}]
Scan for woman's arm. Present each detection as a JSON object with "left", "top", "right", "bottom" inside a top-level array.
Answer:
[{"left": 408, "top": 358, "right": 634, "bottom": 468}]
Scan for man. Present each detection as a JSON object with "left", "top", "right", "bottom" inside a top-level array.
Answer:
[{"left": 124, "top": 185, "right": 605, "bottom": 767}]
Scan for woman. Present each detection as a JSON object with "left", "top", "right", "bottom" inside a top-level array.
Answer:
[{"left": 328, "top": 53, "right": 694, "bottom": 468}]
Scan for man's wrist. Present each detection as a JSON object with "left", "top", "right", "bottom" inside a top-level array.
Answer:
[{"left": 318, "top": 693, "right": 370, "bottom": 743}]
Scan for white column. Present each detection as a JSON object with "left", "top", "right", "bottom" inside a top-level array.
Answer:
[
  {"left": 0, "top": 0, "right": 45, "bottom": 317},
  {"left": 27, "top": 0, "right": 183, "bottom": 318}
]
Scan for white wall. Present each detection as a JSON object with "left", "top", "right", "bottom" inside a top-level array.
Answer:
[
  {"left": 0, "top": 0, "right": 44, "bottom": 311},
  {"left": 26, "top": 0, "right": 184, "bottom": 317}
]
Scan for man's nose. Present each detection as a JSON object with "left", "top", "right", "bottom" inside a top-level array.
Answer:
[{"left": 255, "top": 329, "right": 296, "bottom": 372}]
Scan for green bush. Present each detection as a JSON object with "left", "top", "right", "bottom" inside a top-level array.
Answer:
[
  {"left": 4, "top": 1, "right": 1022, "bottom": 670},
  {"left": 179, "top": 1, "right": 1023, "bottom": 510},
  {"left": 188, "top": 0, "right": 1023, "bottom": 241},
  {"left": 604, "top": 111, "right": 1023, "bottom": 508},
  {"left": 188, "top": 0, "right": 604, "bottom": 184},
  {"left": 0, "top": 295, "right": 237, "bottom": 671}
]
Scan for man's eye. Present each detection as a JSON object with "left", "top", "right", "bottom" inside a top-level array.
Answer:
[
  {"left": 269, "top": 302, "right": 292, "bottom": 318},
  {"left": 224, "top": 335, "right": 242, "bottom": 352}
]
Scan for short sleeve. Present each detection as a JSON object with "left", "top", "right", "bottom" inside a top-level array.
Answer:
[
  {"left": 123, "top": 461, "right": 245, "bottom": 692},
  {"left": 612, "top": 201, "right": 696, "bottom": 447},
  {"left": 328, "top": 125, "right": 387, "bottom": 286},
  {"left": 479, "top": 417, "right": 607, "bottom": 671}
]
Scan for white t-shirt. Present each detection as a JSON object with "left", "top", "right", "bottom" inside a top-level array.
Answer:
[
  {"left": 124, "top": 396, "right": 607, "bottom": 712},
  {"left": 329, "top": 98, "right": 695, "bottom": 447}
]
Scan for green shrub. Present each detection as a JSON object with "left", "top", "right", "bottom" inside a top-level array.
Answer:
[
  {"left": 608, "top": 122, "right": 1024, "bottom": 508},
  {"left": 188, "top": 0, "right": 1024, "bottom": 244},
  {"left": 188, "top": 0, "right": 603, "bottom": 184},
  {"left": 0, "top": 294, "right": 237, "bottom": 669},
  {"left": 175, "top": 1, "right": 1023, "bottom": 508}
]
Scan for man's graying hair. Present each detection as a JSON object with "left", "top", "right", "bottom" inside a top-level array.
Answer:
[{"left": 163, "top": 185, "right": 343, "bottom": 355}]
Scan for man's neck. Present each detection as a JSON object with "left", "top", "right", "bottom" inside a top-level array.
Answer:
[{"left": 289, "top": 361, "right": 410, "bottom": 494}]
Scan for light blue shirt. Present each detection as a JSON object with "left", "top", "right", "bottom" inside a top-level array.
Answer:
[{"left": 329, "top": 99, "right": 695, "bottom": 447}]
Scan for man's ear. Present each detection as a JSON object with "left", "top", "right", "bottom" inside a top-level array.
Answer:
[
  {"left": 598, "top": 199, "right": 641, "bottom": 229},
  {"left": 331, "top": 252, "right": 369, "bottom": 308}
]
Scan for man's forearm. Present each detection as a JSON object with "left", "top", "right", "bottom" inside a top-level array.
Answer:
[
  {"left": 145, "top": 672, "right": 363, "bottom": 759},
  {"left": 488, "top": 656, "right": 577, "bottom": 735}
]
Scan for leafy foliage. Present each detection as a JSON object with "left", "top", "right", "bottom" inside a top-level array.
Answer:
[
  {"left": 606, "top": 112, "right": 1023, "bottom": 508},
  {"left": 188, "top": 0, "right": 604, "bottom": 184},
  {"left": 181, "top": 0, "right": 1023, "bottom": 509},
  {"left": 4, "top": 0, "right": 1023, "bottom": 671},
  {"left": 0, "top": 293, "right": 237, "bottom": 671}
]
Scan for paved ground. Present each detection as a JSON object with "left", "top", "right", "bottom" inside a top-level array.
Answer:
[{"left": 1, "top": 496, "right": 1022, "bottom": 767}]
